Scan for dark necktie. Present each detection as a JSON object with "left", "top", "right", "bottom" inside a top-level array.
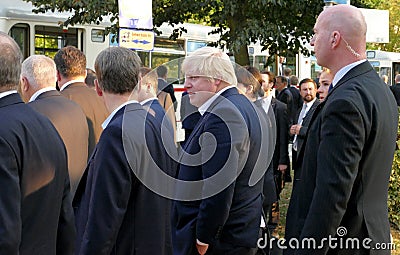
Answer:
[{"left": 328, "top": 83, "right": 334, "bottom": 92}]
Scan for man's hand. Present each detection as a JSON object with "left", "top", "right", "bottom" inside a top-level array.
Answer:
[
  {"left": 196, "top": 241, "right": 209, "bottom": 255},
  {"left": 290, "top": 124, "right": 302, "bottom": 135},
  {"left": 278, "top": 164, "right": 287, "bottom": 173}
]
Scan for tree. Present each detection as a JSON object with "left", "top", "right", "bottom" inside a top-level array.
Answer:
[{"left": 24, "top": 0, "right": 370, "bottom": 66}]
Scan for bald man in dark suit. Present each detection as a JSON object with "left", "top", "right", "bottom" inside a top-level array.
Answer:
[
  {"left": 20, "top": 55, "right": 89, "bottom": 195},
  {"left": 284, "top": 6, "right": 398, "bottom": 254}
]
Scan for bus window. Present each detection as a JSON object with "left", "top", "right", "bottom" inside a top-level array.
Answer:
[
  {"left": 34, "top": 25, "right": 78, "bottom": 58},
  {"left": 10, "top": 24, "right": 30, "bottom": 59},
  {"left": 393, "top": 62, "right": 400, "bottom": 77},
  {"left": 379, "top": 67, "right": 391, "bottom": 85},
  {"left": 154, "top": 37, "right": 184, "bottom": 51},
  {"left": 187, "top": 40, "right": 207, "bottom": 54},
  {"left": 91, "top": 29, "right": 105, "bottom": 43},
  {"left": 151, "top": 51, "right": 184, "bottom": 83},
  {"left": 136, "top": 51, "right": 150, "bottom": 67}
]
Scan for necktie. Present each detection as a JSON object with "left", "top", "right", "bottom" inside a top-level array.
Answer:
[
  {"left": 328, "top": 83, "right": 333, "bottom": 92},
  {"left": 293, "top": 103, "right": 307, "bottom": 151}
]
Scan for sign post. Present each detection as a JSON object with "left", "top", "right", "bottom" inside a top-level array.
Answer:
[
  {"left": 119, "top": 29, "right": 155, "bottom": 51},
  {"left": 117, "top": 0, "right": 154, "bottom": 50}
]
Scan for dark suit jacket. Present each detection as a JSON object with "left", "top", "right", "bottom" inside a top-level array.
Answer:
[
  {"left": 173, "top": 88, "right": 268, "bottom": 255},
  {"left": 291, "top": 99, "right": 320, "bottom": 174},
  {"left": 73, "top": 103, "right": 176, "bottom": 255},
  {"left": 180, "top": 91, "right": 202, "bottom": 142},
  {"left": 277, "top": 87, "right": 297, "bottom": 127},
  {"left": 61, "top": 82, "right": 108, "bottom": 156},
  {"left": 142, "top": 98, "right": 175, "bottom": 139},
  {"left": 288, "top": 86, "right": 303, "bottom": 115},
  {"left": 390, "top": 83, "right": 400, "bottom": 106},
  {"left": 0, "top": 93, "right": 75, "bottom": 254},
  {"left": 158, "top": 78, "right": 177, "bottom": 111},
  {"left": 29, "top": 90, "right": 89, "bottom": 195},
  {"left": 254, "top": 99, "right": 278, "bottom": 206},
  {"left": 285, "top": 61, "right": 398, "bottom": 255},
  {"left": 271, "top": 98, "right": 290, "bottom": 174}
]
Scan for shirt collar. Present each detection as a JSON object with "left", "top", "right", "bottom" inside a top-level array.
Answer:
[
  {"left": 198, "top": 85, "right": 235, "bottom": 116},
  {"left": 29, "top": 87, "right": 56, "bottom": 102},
  {"left": 0, "top": 90, "right": 17, "bottom": 99},
  {"left": 101, "top": 100, "right": 139, "bottom": 129},
  {"left": 60, "top": 79, "right": 85, "bottom": 91},
  {"left": 332, "top": 59, "right": 366, "bottom": 88},
  {"left": 140, "top": 97, "right": 158, "bottom": 106},
  {"left": 304, "top": 97, "right": 317, "bottom": 109},
  {"left": 261, "top": 94, "right": 273, "bottom": 112}
]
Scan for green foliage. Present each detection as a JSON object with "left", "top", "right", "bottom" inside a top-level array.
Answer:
[
  {"left": 366, "top": 0, "right": 400, "bottom": 52},
  {"left": 389, "top": 110, "right": 400, "bottom": 230},
  {"left": 23, "top": 0, "right": 372, "bottom": 66}
]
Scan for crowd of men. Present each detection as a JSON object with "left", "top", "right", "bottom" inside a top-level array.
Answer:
[{"left": 0, "top": 4, "right": 398, "bottom": 255}]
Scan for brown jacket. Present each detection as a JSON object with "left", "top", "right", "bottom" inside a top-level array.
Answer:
[{"left": 61, "top": 82, "right": 109, "bottom": 156}]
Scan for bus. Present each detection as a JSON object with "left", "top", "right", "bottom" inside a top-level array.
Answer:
[
  {"left": 0, "top": 0, "right": 112, "bottom": 69},
  {"left": 366, "top": 50, "right": 400, "bottom": 86},
  {"left": 248, "top": 41, "right": 313, "bottom": 81}
]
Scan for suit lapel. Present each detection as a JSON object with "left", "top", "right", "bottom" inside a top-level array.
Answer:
[{"left": 179, "top": 87, "right": 239, "bottom": 156}]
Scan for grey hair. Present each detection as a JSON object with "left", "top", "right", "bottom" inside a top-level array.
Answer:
[
  {"left": 95, "top": 47, "right": 142, "bottom": 94},
  {"left": 21, "top": 55, "right": 57, "bottom": 89}
]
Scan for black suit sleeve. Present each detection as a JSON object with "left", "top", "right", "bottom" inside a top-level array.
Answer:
[
  {"left": 0, "top": 137, "right": 21, "bottom": 254},
  {"left": 277, "top": 104, "right": 290, "bottom": 166},
  {"left": 298, "top": 126, "right": 308, "bottom": 137},
  {"left": 57, "top": 176, "right": 76, "bottom": 255}
]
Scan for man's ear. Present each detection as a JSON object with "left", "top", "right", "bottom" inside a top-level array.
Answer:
[
  {"left": 331, "top": 31, "right": 340, "bottom": 48},
  {"left": 94, "top": 79, "right": 103, "bottom": 97},
  {"left": 247, "top": 85, "right": 254, "bottom": 94},
  {"left": 56, "top": 70, "right": 62, "bottom": 82},
  {"left": 20, "top": 76, "right": 29, "bottom": 92}
]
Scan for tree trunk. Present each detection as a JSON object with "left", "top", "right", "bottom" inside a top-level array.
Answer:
[{"left": 234, "top": 44, "right": 250, "bottom": 67}]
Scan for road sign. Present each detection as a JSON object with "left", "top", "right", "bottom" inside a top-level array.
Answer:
[{"left": 119, "top": 29, "right": 154, "bottom": 51}]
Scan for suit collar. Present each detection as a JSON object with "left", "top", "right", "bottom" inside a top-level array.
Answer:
[
  {"left": 198, "top": 86, "right": 237, "bottom": 115},
  {"left": 35, "top": 89, "right": 61, "bottom": 100},
  {"left": 0, "top": 93, "right": 23, "bottom": 109},
  {"left": 180, "top": 87, "right": 239, "bottom": 153},
  {"left": 140, "top": 98, "right": 158, "bottom": 106},
  {"left": 326, "top": 61, "right": 372, "bottom": 101},
  {"left": 30, "top": 87, "right": 58, "bottom": 102},
  {"left": 60, "top": 80, "right": 86, "bottom": 91},
  {"left": 102, "top": 101, "right": 142, "bottom": 129}
]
